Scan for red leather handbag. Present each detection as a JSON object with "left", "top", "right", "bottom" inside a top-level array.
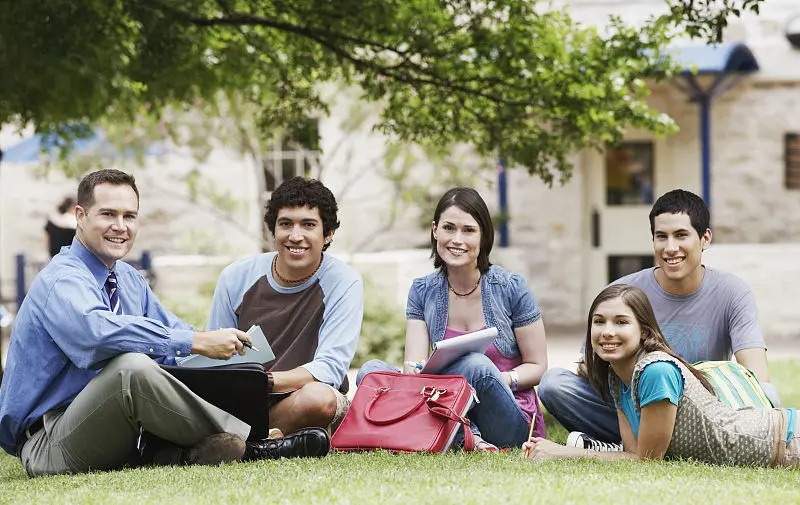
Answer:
[{"left": 331, "top": 371, "right": 475, "bottom": 453}]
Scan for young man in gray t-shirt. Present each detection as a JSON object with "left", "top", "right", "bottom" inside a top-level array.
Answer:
[
  {"left": 538, "top": 189, "right": 780, "bottom": 446},
  {"left": 611, "top": 266, "right": 763, "bottom": 364}
]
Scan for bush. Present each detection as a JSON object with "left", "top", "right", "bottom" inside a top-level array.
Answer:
[
  {"left": 352, "top": 284, "right": 406, "bottom": 368},
  {"left": 156, "top": 277, "right": 219, "bottom": 330}
]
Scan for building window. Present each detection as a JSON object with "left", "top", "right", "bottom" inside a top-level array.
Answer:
[
  {"left": 605, "top": 142, "right": 655, "bottom": 206},
  {"left": 261, "top": 142, "right": 318, "bottom": 193},
  {"left": 608, "top": 255, "right": 654, "bottom": 284},
  {"left": 786, "top": 133, "right": 800, "bottom": 190}
]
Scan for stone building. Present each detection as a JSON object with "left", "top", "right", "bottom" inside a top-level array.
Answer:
[{"left": 503, "top": 0, "right": 800, "bottom": 336}]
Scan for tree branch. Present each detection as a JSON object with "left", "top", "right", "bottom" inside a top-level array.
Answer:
[{"left": 145, "top": 2, "right": 533, "bottom": 107}]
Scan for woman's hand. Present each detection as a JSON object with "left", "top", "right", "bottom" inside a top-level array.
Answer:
[
  {"left": 522, "top": 437, "right": 575, "bottom": 461},
  {"left": 403, "top": 360, "right": 426, "bottom": 374}
]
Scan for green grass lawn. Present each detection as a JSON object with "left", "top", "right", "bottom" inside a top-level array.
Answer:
[{"left": 1, "top": 360, "right": 799, "bottom": 504}]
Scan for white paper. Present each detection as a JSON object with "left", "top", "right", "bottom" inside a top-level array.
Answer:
[{"left": 176, "top": 325, "right": 276, "bottom": 368}]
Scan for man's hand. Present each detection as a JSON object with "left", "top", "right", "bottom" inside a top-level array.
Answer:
[{"left": 191, "top": 328, "right": 252, "bottom": 359}]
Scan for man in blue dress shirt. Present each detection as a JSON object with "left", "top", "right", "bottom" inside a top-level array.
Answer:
[{"left": 0, "top": 169, "right": 328, "bottom": 477}]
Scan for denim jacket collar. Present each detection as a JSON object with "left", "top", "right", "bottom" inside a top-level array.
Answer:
[{"left": 424, "top": 265, "right": 526, "bottom": 358}]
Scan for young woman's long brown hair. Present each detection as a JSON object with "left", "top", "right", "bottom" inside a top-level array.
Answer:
[{"left": 584, "top": 284, "right": 714, "bottom": 404}]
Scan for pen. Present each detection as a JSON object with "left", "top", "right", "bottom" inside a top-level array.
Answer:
[
  {"left": 523, "top": 414, "right": 536, "bottom": 457},
  {"left": 243, "top": 341, "right": 260, "bottom": 352}
]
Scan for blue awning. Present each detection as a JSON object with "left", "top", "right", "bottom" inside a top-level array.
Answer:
[
  {"left": 669, "top": 42, "right": 759, "bottom": 75},
  {"left": 1, "top": 131, "right": 168, "bottom": 164},
  {"left": 667, "top": 42, "right": 759, "bottom": 215}
]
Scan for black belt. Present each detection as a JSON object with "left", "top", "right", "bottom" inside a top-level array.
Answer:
[{"left": 21, "top": 418, "right": 44, "bottom": 445}]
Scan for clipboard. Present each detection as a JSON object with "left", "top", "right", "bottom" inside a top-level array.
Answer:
[
  {"left": 176, "top": 325, "right": 275, "bottom": 368},
  {"left": 421, "top": 327, "right": 499, "bottom": 374}
]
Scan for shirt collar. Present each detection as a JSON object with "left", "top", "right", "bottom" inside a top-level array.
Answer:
[{"left": 69, "top": 237, "right": 116, "bottom": 288}]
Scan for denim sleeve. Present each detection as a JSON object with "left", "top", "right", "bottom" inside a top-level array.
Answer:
[
  {"left": 508, "top": 273, "right": 541, "bottom": 328},
  {"left": 638, "top": 361, "right": 684, "bottom": 408},
  {"left": 406, "top": 278, "right": 425, "bottom": 320}
]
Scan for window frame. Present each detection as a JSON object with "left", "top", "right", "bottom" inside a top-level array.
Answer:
[
  {"left": 604, "top": 140, "right": 656, "bottom": 206},
  {"left": 785, "top": 133, "right": 800, "bottom": 190}
]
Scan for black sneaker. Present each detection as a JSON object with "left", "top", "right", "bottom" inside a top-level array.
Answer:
[
  {"left": 244, "top": 427, "right": 330, "bottom": 461},
  {"left": 566, "top": 431, "right": 623, "bottom": 452}
]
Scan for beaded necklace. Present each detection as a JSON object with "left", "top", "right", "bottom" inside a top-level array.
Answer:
[
  {"left": 448, "top": 276, "right": 481, "bottom": 297},
  {"left": 272, "top": 254, "right": 322, "bottom": 285}
]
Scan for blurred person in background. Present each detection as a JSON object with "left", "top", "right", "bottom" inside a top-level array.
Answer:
[{"left": 44, "top": 197, "right": 77, "bottom": 258}]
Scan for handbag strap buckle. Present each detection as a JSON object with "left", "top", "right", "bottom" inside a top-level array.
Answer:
[{"left": 420, "top": 386, "right": 447, "bottom": 401}]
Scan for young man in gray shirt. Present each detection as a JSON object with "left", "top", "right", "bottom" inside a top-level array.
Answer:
[{"left": 538, "top": 189, "right": 780, "bottom": 448}]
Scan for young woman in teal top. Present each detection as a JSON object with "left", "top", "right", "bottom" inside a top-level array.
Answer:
[{"left": 523, "top": 284, "right": 799, "bottom": 467}]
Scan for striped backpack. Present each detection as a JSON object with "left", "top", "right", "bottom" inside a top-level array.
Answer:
[{"left": 692, "top": 361, "right": 773, "bottom": 409}]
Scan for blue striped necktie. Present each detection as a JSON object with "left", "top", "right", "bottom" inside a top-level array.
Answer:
[{"left": 105, "top": 271, "right": 122, "bottom": 315}]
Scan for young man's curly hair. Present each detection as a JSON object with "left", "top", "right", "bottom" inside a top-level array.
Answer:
[{"left": 264, "top": 177, "right": 340, "bottom": 251}]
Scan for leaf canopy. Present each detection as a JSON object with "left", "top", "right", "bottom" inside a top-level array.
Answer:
[{"left": 0, "top": 0, "right": 763, "bottom": 182}]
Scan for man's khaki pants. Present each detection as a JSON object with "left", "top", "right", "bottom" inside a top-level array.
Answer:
[{"left": 20, "top": 353, "right": 250, "bottom": 477}]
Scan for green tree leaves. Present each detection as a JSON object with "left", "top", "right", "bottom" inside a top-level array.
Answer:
[
  {"left": 665, "top": 0, "right": 762, "bottom": 43},
  {"left": 0, "top": 0, "right": 764, "bottom": 182}
]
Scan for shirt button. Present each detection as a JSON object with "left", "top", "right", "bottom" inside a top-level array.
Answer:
[
  {"left": 149, "top": 348, "right": 154, "bottom": 353},
  {"left": 176, "top": 351, "right": 181, "bottom": 356}
]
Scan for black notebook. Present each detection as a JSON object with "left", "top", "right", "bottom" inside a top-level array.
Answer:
[{"left": 160, "top": 362, "right": 274, "bottom": 441}]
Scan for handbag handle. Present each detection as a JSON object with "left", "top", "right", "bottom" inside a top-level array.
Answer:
[
  {"left": 364, "top": 387, "right": 429, "bottom": 425},
  {"left": 426, "top": 397, "right": 474, "bottom": 451},
  {"left": 364, "top": 385, "right": 475, "bottom": 450},
  {"left": 426, "top": 398, "right": 468, "bottom": 425}
]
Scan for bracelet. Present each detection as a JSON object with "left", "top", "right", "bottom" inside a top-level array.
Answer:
[{"left": 508, "top": 370, "right": 520, "bottom": 391}]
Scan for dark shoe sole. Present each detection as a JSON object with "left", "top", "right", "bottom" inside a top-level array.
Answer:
[{"left": 184, "top": 433, "right": 246, "bottom": 465}]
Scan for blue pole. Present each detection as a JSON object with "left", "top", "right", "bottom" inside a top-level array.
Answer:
[
  {"left": 16, "top": 254, "right": 25, "bottom": 308},
  {"left": 497, "top": 159, "right": 509, "bottom": 247},
  {"left": 140, "top": 250, "right": 152, "bottom": 270},
  {"left": 699, "top": 95, "right": 712, "bottom": 210}
]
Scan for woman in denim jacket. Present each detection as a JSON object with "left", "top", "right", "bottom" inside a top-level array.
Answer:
[{"left": 357, "top": 187, "right": 548, "bottom": 450}]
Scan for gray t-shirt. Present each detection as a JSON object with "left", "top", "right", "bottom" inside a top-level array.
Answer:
[{"left": 610, "top": 267, "right": 765, "bottom": 362}]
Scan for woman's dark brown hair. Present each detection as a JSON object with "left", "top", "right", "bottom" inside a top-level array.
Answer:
[
  {"left": 584, "top": 284, "right": 714, "bottom": 403},
  {"left": 430, "top": 187, "right": 494, "bottom": 275}
]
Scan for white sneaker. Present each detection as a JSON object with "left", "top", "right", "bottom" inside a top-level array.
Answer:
[{"left": 566, "top": 431, "right": 623, "bottom": 452}]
